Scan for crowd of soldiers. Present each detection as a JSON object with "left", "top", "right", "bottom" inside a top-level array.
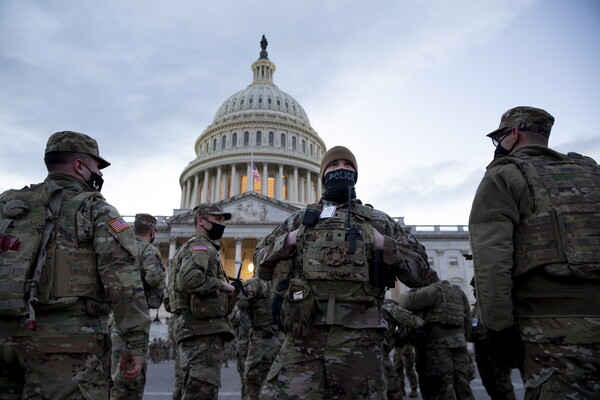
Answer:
[{"left": 2, "top": 104, "right": 599, "bottom": 400}]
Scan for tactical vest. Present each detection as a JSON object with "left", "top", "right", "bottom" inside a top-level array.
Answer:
[
  {"left": 251, "top": 279, "right": 274, "bottom": 329},
  {"left": 426, "top": 281, "right": 465, "bottom": 327},
  {"left": 138, "top": 241, "right": 165, "bottom": 309},
  {"left": 506, "top": 152, "right": 600, "bottom": 279},
  {"left": 0, "top": 182, "right": 103, "bottom": 320},
  {"left": 168, "top": 236, "right": 228, "bottom": 318},
  {"left": 297, "top": 203, "right": 384, "bottom": 306}
]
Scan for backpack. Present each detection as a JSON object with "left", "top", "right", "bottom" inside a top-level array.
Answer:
[{"left": 0, "top": 182, "right": 63, "bottom": 327}]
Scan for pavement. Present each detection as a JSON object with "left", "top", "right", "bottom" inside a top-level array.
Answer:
[{"left": 143, "top": 358, "right": 524, "bottom": 399}]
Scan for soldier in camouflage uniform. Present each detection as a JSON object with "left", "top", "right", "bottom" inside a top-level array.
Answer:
[
  {"left": 111, "top": 213, "right": 165, "bottom": 400},
  {"left": 394, "top": 344, "right": 420, "bottom": 398},
  {"left": 399, "top": 269, "right": 474, "bottom": 400},
  {"left": 470, "top": 106, "right": 600, "bottom": 398},
  {"left": 469, "top": 279, "right": 516, "bottom": 400},
  {"left": 229, "top": 303, "right": 253, "bottom": 399},
  {"left": 167, "top": 203, "right": 235, "bottom": 400},
  {"left": 380, "top": 299, "right": 424, "bottom": 400},
  {"left": 236, "top": 275, "right": 284, "bottom": 400},
  {"left": 255, "top": 146, "right": 430, "bottom": 399},
  {"left": 0, "top": 131, "right": 150, "bottom": 399}
]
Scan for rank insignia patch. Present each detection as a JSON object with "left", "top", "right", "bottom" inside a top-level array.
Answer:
[{"left": 109, "top": 217, "right": 130, "bottom": 233}]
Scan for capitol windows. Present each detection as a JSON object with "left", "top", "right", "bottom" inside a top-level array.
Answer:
[
  {"left": 427, "top": 257, "right": 434, "bottom": 267},
  {"left": 249, "top": 97, "right": 253, "bottom": 104},
  {"left": 240, "top": 99, "right": 244, "bottom": 105},
  {"left": 232, "top": 133, "right": 237, "bottom": 147},
  {"left": 302, "top": 139, "right": 306, "bottom": 153},
  {"left": 285, "top": 102, "right": 289, "bottom": 108},
  {"left": 267, "top": 98, "right": 272, "bottom": 105},
  {"left": 258, "top": 97, "right": 262, "bottom": 104},
  {"left": 256, "top": 131, "right": 262, "bottom": 146},
  {"left": 276, "top": 99, "right": 281, "bottom": 106},
  {"left": 269, "top": 132, "right": 274, "bottom": 146},
  {"left": 449, "top": 256, "right": 459, "bottom": 267},
  {"left": 244, "top": 132, "right": 250, "bottom": 146},
  {"left": 213, "top": 139, "right": 217, "bottom": 152},
  {"left": 309, "top": 144, "right": 313, "bottom": 155},
  {"left": 292, "top": 136, "right": 297, "bottom": 151},
  {"left": 280, "top": 134, "right": 286, "bottom": 148},
  {"left": 221, "top": 135, "right": 227, "bottom": 150},
  {"left": 267, "top": 174, "right": 275, "bottom": 198}
]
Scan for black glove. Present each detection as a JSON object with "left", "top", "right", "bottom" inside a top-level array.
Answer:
[{"left": 488, "top": 326, "right": 524, "bottom": 369}]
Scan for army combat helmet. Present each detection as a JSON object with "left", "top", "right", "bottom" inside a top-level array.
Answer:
[{"left": 45, "top": 130, "right": 111, "bottom": 169}]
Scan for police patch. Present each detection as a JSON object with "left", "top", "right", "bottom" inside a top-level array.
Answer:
[
  {"left": 192, "top": 245, "right": 208, "bottom": 251},
  {"left": 109, "top": 217, "right": 130, "bottom": 233}
]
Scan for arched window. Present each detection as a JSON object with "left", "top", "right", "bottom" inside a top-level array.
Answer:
[
  {"left": 256, "top": 131, "right": 262, "bottom": 146},
  {"left": 292, "top": 137, "right": 297, "bottom": 151},
  {"left": 269, "top": 132, "right": 274, "bottom": 146},
  {"left": 244, "top": 131, "right": 249, "bottom": 146},
  {"left": 232, "top": 133, "right": 237, "bottom": 147},
  {"left": 221, "top": 135, "right": 226, "bottom": 150},
  {"left": 213, "top": 138, "right": 217, "bottom": 151},
  {"left": 302, "top": 139, "right": 306, "bottom": 153},
  {"left": 258, "top": 97, "right": 263, "bottom": 104},
  {"left": 310, "top": 144, "right": 313, "bottom": 155},
  {"left": 268, "top": 98, "right": 272, "bottom": 105},
  {"left": 280, "top": 134, "right": 286, "bottom": 148}
]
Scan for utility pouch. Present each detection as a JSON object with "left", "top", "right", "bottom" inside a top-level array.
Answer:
[
  {"left": 84, "top": 298, "right": 111, "bottom": 316},
  {"left": 280, "top": 278, "right": 315, "bottom": 337},
  {"left": 190, "top": 292, "right": 228, "bottom": 319},
  {"left": 272, "top": 278, "right": 290, "bottom": 330}
]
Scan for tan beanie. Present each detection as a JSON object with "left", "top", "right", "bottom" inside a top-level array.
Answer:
[{"left": 320, "top": 146, "right": 358, "bottom": 183}]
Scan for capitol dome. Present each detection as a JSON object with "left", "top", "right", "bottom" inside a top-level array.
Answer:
[{"left": 179, "top": 36, "right": 327, "bottom": 210}]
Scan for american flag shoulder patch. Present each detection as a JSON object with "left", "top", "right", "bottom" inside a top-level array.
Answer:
[
  {"left": 192, "top": 245, "right": 208, "bottom": 251},
  {"left": 109, "top": 217, "right": 130, "bottom": 233}
]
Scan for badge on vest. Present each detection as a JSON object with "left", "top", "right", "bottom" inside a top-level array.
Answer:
[
  {"left": 320, "top": 205, "right": 336, "bottom": 219},
  {"left": 109, "top": 217, "right": 129, "bottom": 233},
  {"left": 192, "top": 245, "right": 208, "bottom": 251}
]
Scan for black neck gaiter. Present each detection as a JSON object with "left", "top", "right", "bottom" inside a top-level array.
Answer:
[{"left": 323, "top": 168, "right": 356, "bottom": 204}]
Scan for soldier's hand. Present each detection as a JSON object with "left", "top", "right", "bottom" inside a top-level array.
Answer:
[
  {"left": 373, "top": 228, "right": 384, "bottom": 250},
  {"left": 488, "top": 326, "right": 524, "bottom": 369},
  {"left": 120, "top": 352, "right": 145, "bottom": 381},
  {"left": 284, "top": 228, "right": 299, "bottom": 252},
  {"left": 221, "top": 281, "right": 236, "bottom": 295}
]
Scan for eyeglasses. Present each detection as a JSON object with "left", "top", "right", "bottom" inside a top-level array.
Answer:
[{"left": 491, "top": 130, "right": 512, "bottom": 148}]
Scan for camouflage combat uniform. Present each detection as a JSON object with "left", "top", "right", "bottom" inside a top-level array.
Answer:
[
  {"left": 229, "top": 303, "right": 253, "bottom": 400},
  {"left": 0, "top": 170, "right": 150, "bottom": 399},
  {"left": 470, "top": 144, "right": 600, "bottom": 399},
  {"left": 236, "top": 276, "right": 284, "bottom": 400},
  {"left": 394, "top": 345, "right": 419, "bottom": 398},
  {"left": 168, "top": 231, "right": 234, "bottom": 400},
  {"left": 111, "top": 227, "right": 165, "bottom": 400},
  {"left": 255, "top": 198, "right": 429, "bottom": 400},
  {"left": 380, "top": 300, "right": 424, "bottom": 400},
  {"left": 400, "top": 280, "right": 475, "bottom": 400},
  {"left": 470, "top": 302, "right": 516, "bottom": 400}
]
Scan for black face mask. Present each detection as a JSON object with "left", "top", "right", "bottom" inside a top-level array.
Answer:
[
  {"left": 493, "top": 142, "right": 514, "bottom": 159},
  {"left": 82, "top": 163, "right": 104, "bottom": 192},
  {"left": 204, "top": 221, "right": 226, "bottom": 240},
  {"left": 323, "top": 168, "right": 356, "bottom": 204}
]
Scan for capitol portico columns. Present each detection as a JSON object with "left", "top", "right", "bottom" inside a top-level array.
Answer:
[
  {"left": 262, "top": 163, "right": 268, "bottom": 195},
  {"left": 234, "top": 237, "right": 243, "bottom": 276}
]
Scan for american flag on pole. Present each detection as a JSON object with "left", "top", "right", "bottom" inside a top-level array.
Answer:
[{"left": 252, "top": 162, "right": 261, "bottom": 181}]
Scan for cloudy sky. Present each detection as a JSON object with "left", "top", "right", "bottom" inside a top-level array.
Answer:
[{"left": 1, "top": 0, "right": 598, "bottom": 226}]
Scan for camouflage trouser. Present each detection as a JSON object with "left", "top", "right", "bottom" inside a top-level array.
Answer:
[
  {"left": 0, "top": 334, "right": 110, "bottom": 400},
  {"left": 236, "top": 339, "right": 249, "bottom": 400},
  {"left": 385, "top": 347, "right": 403, "bottom": 400},
  {"left": 394, "top": 345, "right": 419, "bottom": 393},
  {"left": 521, "top": 342, "right": 600, "bottom": 400},
  {"left": 424, "top": 346, "right": 475, "bottom": 400},
  {"left": 260, "top": 326, "right": 387, "bottom": 400},
  {"left": 109, "top": 331, "right": 147, "bottom": 400},
  {"left": 176, "top": 334, "right": 224, "bottom": 400},
  {"left": 243, "top": 330, "right": 283, "bottom": 400},
  {"left": 473, "top": 337, "right": 516, "bottom": 400}
]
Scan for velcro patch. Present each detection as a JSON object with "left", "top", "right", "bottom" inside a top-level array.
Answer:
[
  {"left": 109, "top": 217, "right": 130, "bottom": 233},
  {"left": 192, "top": 245, "right": 208, "bottom": 251}
]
